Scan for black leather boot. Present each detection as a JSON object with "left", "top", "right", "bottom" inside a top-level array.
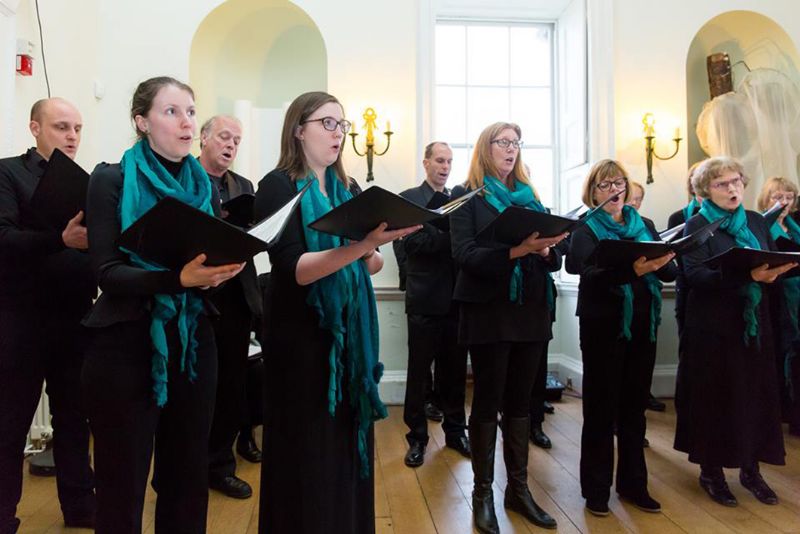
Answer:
[
  {"left": 470, "top": 420, "right": 500, "bottom": 534},
  {"left": 502, "top": 417, "right": 557, "bottom": 529}
]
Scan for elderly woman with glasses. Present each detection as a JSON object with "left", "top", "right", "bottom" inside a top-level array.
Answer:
[
  {"left": 674, "top": 157, "right": 794, "bottom": 508},
  {"left": 565, "top": 159, "right": 676, "bottom": 517},
  {"left": 757, "top": 177, "right": 800, "bottom": 437}
]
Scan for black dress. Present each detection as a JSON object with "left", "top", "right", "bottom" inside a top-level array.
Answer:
[
  {"left": 254, "top": 170, "right": 374, "bottom": 534},
  {"left": 673, "top": 211, "right": 785, "bottom": 467}
]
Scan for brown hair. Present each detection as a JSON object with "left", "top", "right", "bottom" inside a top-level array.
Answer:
[
  {"left": 424, "top": 141, "right": 450, "bottom": 159},
  {"left": 691, "top": 156, "right": 748, "bottom": 199},
  {"left": 629, "top": 180, "right": 645, "bottom": 198},
  {"left": 276, "top": 91, "right": 348, "bottom": 185},
  {"left": 131, "top": 76, "right": 195, "bottom": 140},
  {"left": 581, "top": 159, "right": 631, "bottom": 207},
  {"left": 686, "top": 160, "right": 704, "bottom": 199},
  {"left": 757, "top": 176, "right": 799, "bottom": 212},
  {"left": 465, "top": 122, "right": 536, "bottom": 196}
]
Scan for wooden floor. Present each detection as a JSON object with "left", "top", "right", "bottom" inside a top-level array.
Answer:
[{"left": 16, "top": 394, "right": 800, "bottom": 533}]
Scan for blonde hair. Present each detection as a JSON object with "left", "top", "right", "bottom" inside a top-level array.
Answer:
[
  {"left": 465, "top": 122, "right": 536, "bottom": 197},
  {"left": 691, "top": 156, "right": 748, "bottom": 199},
  {"left": 686, "top": 160, "right": 704, "bottom": 199},
  {"left": 581, "top": 159, "right": 631, "bottom": 207},
  {"left": 757, "top": 176, "right": 799, "bottom": 212}
]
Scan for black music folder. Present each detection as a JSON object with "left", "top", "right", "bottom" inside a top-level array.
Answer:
[
  {"left": 308, "top": 185, "right": 483, "bottom": 241},
  {"left": 221, "top": 193, "right": 255, "bottom": 228},
  {"left": 475, "top": 190, "right": 624, "bottom": 245},
  {"left": 28, "top": 148, "right": 89, "bottom": 230},
  {"left": 762, "top": 201, "right": 784, "bottom": 229},
  {"left": 776, "top": 236, "right": 800, "bottom": 253},
  {"left": 425, "top": 191, "right": 454, "bottom": 231},
  {"left": 593, "top": 218, "right": 724, "bottom": 268},
  {"left": 117, "top": 183, "right": 309, "bottom": 269},
  {"left": 704, "top": 247, "right": 800, "bottom": 277}
]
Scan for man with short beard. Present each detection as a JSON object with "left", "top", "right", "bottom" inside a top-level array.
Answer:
[{"left": 0, "top": 98, "right": 96, "bottom": 533}]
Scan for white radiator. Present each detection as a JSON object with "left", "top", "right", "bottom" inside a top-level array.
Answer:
[{"left": 26, "top": 385, "right": 52, "bottom": 453}]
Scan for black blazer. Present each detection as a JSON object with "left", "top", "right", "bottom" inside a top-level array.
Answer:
[
  {"left": 682, "top": 210, "right": 777, "bottom": 336},
  {"left": 667, "top": 204, "right": 700, "bottom": 230},
  {"left": 0, "top": 148, "right": 95, "bottom": 311},
  {"left": 396, "top": 181, "right": 456, "bottom": 316},
  {"left": 210, "top": 170, "right": 262, "bottom": 316},
  {"left": 449, "top": 184, "right": 562, "bottom": 305},
  {"left": 82, "top": 163, "right": 221, "bottom": 328},
  {"left": 566, "top": 216, "right": 677, "bottom": 320}
]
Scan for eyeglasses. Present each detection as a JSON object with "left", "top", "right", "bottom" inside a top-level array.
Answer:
[
  {"left": 595, "top": 179, "right": 627, "bottom": 192},
  {"left": 770, "top": 192, "right": 796, "bottom": 203},
  {"left": 709, "top": 176, "right": 744, "bottom": 191},
  {"left": 301, "top": 117, "right": 352, "bottom": 134},
  {"left": 491, "top": 139, "right": 523, "bottom": 150}
]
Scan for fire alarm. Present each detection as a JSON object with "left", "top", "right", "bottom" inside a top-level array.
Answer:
[{"left": 16, "top": 39, "right": 34, "bottom": 76}]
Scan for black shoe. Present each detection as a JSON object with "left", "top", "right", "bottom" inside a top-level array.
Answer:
[
  {"left": 470, "top": 420, "right": 499, "bottom": 534},
  {"left": 445, "top": 435, "right": 471, "bottom": 458},
  {"left": 647, "top": 395, "right": 666, "bottom": 412},
  {"left": 404, "top": 441, "right": 425, "bottom": 467},
  {"left": 236, "top": 434, "right": 263, "bottom": 464},
  {"left": 529, "top": 424, "right": 552, "bottom": 449},
  {"left": 543, "top": 401, "right": 555, "bottom": 414},
  {"left": 740, "top": 469, "right": 778, "bottom": 505},
  {"left": 618, "top": 491, "right": 661, "bottom": 513},
  {"left": 424, "top": 401, "right": 443, "bottom": 422},
  {"left": 502, "top": 417, "right": 557, "bottom": 529},
  {"left": 209, "top": 475, "right": 253, "bottom": 499},
  {"left": 699, "top": 474, "right": 737, "bottom": 507},
  {"left": 643, "top": 437, "right": 650, "bottom": 448},
  {"left": 585, "top": 498, "right": 610, "bottom": 516},
  {"left": 63, "top": 512, "right": 95, "bottom": 529}
]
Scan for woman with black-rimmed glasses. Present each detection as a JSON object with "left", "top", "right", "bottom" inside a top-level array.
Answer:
[{"left": 566, "top": 159, "right": 676, "bottom": 517}]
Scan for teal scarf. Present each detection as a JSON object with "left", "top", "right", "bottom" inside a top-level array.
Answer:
[
  {"left": 483, "top": 176, "right": 555, "bottom": 309},
  {"left": 682, "top": 197, "right": 701, "bottom": 222},
  {"left": 585, "top": 205, "right": 663, "bottom": 342},
  {"left": 770, "top": 216, "right": 800, "bottom": 393},
  {"left": 296, "top": 168, "right": 387, "bottom": 478},
  {"left": 119, "top": 140, "right": 213, "bottom": 407},
  {"left": 699, "top": 201, "right": 762, "bottom": 345}
]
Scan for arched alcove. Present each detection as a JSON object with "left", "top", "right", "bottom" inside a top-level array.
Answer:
[
  {"left": 189, "top": 0, "right": 327, "bottom": 180},
  {"left": 685, "top": 11, "right": 800, "bottom": 167}
]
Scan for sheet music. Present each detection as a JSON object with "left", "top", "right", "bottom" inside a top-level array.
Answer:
[{"left": 247, "top": 182, "right": 310, "bottom": 244}]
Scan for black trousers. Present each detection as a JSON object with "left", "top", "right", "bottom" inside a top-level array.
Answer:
[
  {"left": 208, "top": 282, "right": 252, "bottom": 480},
  {"left": 403, "top": 313, "right": 468, "bottom": 444},
  {"left": 469, "top": 341, "right": 543, "bottom": 423},
  {"left": 529, "top": 342, "right": 549, "bottom": 425},
  {"left": 579, "top": 313, "right": 655, "bottom": 501},
  {"left": 0, "top": 300, "right": 94, "bottom": 533},
  {"left": 82, "top": 316, "right": 217, "bottom": 534}
]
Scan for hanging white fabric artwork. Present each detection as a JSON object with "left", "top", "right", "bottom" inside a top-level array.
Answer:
[{"left": 696, "top": 68, "right": 800, "bottom": 208}]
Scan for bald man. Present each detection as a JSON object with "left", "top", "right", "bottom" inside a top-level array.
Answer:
[{"left": 0, "top": 98, "right": 96, "bottom": 533}]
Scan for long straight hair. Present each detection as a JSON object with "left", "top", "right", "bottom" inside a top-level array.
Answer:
[
  {"left": 276, "top": 91, "right": 348, "bottom": 186},
  {"left": 465, "top": 122, "right": 537, "bottom": 198}
]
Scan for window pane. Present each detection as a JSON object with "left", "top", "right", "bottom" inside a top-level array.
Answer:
[
  {"left": 522, "top": 148, "right": 554, "bottom": 208},
  {"left": 447, "top": 146, "right": 472, "bottom": 189},
  {"left": 435, "top": 86, "right": 467, "bottom": 144},
  {"left": 466, "top": 26, "right": 509, "bottom": 86},
  {"left": 510, "top": 26, "right": 551, "bottom": 87},
  {"left": 511, "top": 88, "right": 551, "bottom": 146},
  {"left": 435, "top": 25, "right": 466, "bottom": 85},
  {"left": 467, "top": 87, "right": 509, "bottom": 142}
]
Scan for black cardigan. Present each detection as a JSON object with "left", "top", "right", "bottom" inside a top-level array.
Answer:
[{"left": 82, "top": 162, "right": 220, "bottom": 328}]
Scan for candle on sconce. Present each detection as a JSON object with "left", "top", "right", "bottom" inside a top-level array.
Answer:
[
  {"left": 386, "top": 120, "right": 391, "bottom": 132},
  {"left": 674, "top": 127, "right": 681, "bottom": 139}
]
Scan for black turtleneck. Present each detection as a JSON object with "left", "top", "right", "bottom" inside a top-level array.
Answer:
[{"left": 153, "top": 151, "right": 185, "bottom": 177}]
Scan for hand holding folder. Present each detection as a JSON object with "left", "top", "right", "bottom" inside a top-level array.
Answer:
[
  {"left": 117, "top": 182, "right": 310, "bottom": 269},
  {"left": 307, "top": 185, "right": 483, "bottom": 241},
  {"left": 593, "top": 218, "right": 723, "bottom": 269},
  {"left": 704, "top": 246, "right": 800, "bottom": 279}
]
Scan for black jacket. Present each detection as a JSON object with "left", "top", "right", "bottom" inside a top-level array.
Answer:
[
  {"left": 82, "top": 162, "right": 220, "bottom": 328},
  {"left": 566, "top": 216, "right": 677, "bottom": 320},
  {"left": 209, "top": 169, "right": 262, "bottom": 316},
  {"left": 396, "top": 181, "right": 456, "bottom": 316},
  {"left": 0, "top": 148, "right": 95, "bottom": 312}
]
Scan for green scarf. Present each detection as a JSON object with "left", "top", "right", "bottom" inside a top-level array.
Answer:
[
  {"left": 770, "top": 216, "right": 800, "bottom": 393},
  {"left": 119, "top": 140, "right": 213, "bottom": 407},
  {"left": 682, "top": 197, "right": 701, "bottom": 222},
  {"left": 585, "top": 205, "right": 663, "bottom": 342},
  {"left": 482, "top": 175, "right": 555, "bottom": 309},
  {"left": 296, "top": 168, "right": 387, "bottom": 478},
  {"left": 699, "top": 200, "right": 762, "bottom": 345}
]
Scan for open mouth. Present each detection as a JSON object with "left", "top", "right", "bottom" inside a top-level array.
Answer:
[
  {"left": 179, "top": 135, "right": 192, "bottom": 143},
  {"left": 505, "top": 157, "right": 515, "bottom": 165},
  {"left": 221, "top": 151, "right": 232, "bottom": 160},
  {"left": 331, "top": 143, "right": 341, "bottom": 152},
  {"left": 438, "top": 172, "right": 448, "bottom": 179}
]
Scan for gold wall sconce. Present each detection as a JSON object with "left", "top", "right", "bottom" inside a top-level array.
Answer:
[
  {"left": 349, "top": 107, "right": 393, "bottom": 182},
  {"left": 643, "top": 112, "right": 682, "bottom": 184}
]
